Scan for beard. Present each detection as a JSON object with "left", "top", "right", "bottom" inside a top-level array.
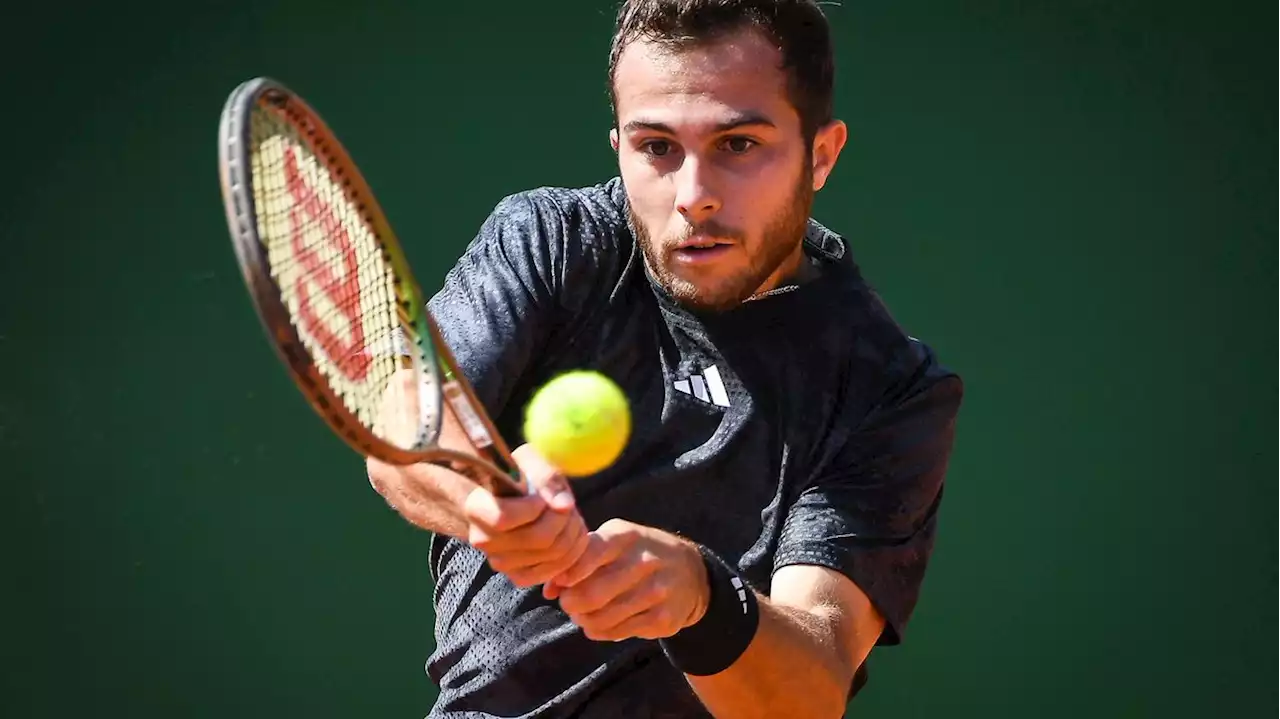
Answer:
[{"left": 628, "top": 166, "right": 815, "bottom": 313}]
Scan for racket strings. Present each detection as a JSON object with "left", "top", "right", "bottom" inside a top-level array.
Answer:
[{"left": 247, "top": 106, "right": 421, "bottom": 445}]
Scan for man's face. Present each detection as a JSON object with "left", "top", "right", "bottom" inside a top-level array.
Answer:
[{"left": 611, "top": 27, "right": 845, "bottom": 312}]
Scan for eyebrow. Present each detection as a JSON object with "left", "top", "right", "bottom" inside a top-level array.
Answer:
[{"left": 622, "top": 112, "right": 776, "bottom": 135}]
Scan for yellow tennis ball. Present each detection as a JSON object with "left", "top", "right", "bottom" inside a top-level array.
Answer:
[{"left": 524, "top": 370, "right": 631, "bottom": 477}]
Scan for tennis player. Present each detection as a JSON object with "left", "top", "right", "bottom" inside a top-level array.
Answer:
[{"left": 366, "top": 1, "right": 964, "bottom": 716}]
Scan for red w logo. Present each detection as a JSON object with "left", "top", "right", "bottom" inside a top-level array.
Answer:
[{"left": 282, "top": 145, "right": 372, "bottom": 382}]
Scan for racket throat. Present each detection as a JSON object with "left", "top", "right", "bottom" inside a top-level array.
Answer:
[{"left": 443, "top": 381, "right": 495, "bottom": 449}]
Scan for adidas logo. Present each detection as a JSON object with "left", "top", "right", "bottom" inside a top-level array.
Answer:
[
  {"left": 730, "top": 576, "right": 749, "bottom": 613},
  {"left": 673, "top": 364, "right": 730, "bottom": 408}
]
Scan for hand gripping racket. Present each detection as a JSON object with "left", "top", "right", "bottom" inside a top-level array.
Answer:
[{"left": 216, "top": 77, "right": 527, "bottom": 498}]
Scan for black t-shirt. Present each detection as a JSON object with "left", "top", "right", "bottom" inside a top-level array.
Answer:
[{"left": 422, "top": 177, "right": 963, "bottom": 718}]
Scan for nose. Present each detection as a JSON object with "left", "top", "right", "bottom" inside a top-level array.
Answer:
[{"left": 673, "top": 158, "right": 722, "bottom": 225}]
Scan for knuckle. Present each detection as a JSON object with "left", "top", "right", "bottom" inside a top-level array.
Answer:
[
  {"left": 483, "top": 503, "right": 519, "bottom": 532},
  {"left": 647, "top": 578, "right": 671, "bottom": 603},
  {"left": 599, "top": 519, "right": 641, "bottom": 545},
  {"left": 541, "top": 516, "right": 571, "bottom": 549},
  {"left": 565, "top": 542, "right": 588, "bottom": 570},
  {"left": 557, "top": 530, "right": 586, "bottom": 560},
  {"left": 570, "top": 537, "right": 592, "bottom": 566},
  {"left": 574, "top": 584, "right": 600, "bottom": 608},
  {"left": 520, "top": 524, "right": 556, "bottom": 553},
  {"left": 557, "top": 529, "right": 588, "bottom": 562},
  {"left": 653, "top": 606, "right": 672, "bottom": 627},
  {"left": 599, "top": 518, "right": 628, "bottom": 533},
  {"left": 545, "top": 552, "right": 579, "bottom": 578}
]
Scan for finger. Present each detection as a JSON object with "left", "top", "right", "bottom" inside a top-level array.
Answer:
[
  {"left": 513, "top": 444, "right": 576, "bottom": 512},
  {"left": 571, "top": 578, "right": 670, "bottom": 641},
  {"left": 558, "top": 551, "right": 654, "bottom": 616},
  {"left": 486, "top": 510, "right": 588, "bottom": 573},
  {"left": 503, "top": 527, "right": 592, "bottom": 588},
  {"left": 471, "top": 517, "right": 561, "bottom": 556},
  {"left": 544, "top": 519, "right": 637, "bottom": 594},
  {"left": 582, "top": 604, "right": 680, "bottom": 642},
  {"left": 463, "top": 486, "right": 546, "bottom": 533},
  {"left": 553, "top": 532, "right": 626, "bottom": 589}
]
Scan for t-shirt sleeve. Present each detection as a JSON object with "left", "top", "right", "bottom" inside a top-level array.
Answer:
[
  {"left": 426, "top": 192, "right": 563, "bottom": 419},
  {"left": 773, "top": 339, "right": 964, "bottom": 645}
]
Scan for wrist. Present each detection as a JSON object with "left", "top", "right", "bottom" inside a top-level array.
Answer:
[
  {"left": 660, "top": 544, "right": 760, "bottom": 676},
  {"left": 682, "top": 539, "right": 711, "bottom": 629}
]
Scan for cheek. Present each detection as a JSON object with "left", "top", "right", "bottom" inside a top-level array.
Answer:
[
  {"left": 726, "top": 150, "right": 805, "bottom": 220},
  {"left": 725, "top": 177, "right": 788, "bottom": 228},
  {"left": 619, "top": 156, "right": 675, "bottom": 215}
]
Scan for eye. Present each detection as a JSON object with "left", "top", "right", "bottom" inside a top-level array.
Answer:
[
  {"left": 640, "top": 139, "right": 673, "bottom": 157},
  {"left": 721, "top": 136, "right": 758, "bottom": 154}
]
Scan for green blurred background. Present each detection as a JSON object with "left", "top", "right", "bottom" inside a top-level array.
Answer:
[{"left": 2, "top": 1, "right": 1273, "bottom": 717}]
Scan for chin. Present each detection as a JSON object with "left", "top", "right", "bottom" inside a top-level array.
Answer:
[{"left": 666, "top": 280, "right": 750, "bottom": 313}]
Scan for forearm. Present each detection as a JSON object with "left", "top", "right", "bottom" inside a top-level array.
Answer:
[
  {"left": 657, "top": 554, "right": 876, "bottom": 719},
  {"left": 366, "top": 403, "right": 482, "bottom": 540},
  {"left": 685, "top": 597, "right": 853, "bottom": 719},
  {"left": 381, "top": 462, "right": 477, "bottom": 539}
]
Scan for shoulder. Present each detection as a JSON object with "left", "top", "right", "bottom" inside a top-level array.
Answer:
[
  {"left": 805, "top": 219, "right": 964, "bottom": 418},
  {"left": 483, "top": 176, "right": 630, "bottom": 252},
  {"left": 461, "top": 177, "right": 637, "bottom": 312}
]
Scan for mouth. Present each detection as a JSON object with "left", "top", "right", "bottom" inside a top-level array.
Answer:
[
  {"left": 670, "top": 234, "right": 736, "bottom": 264},
  {"left": 675, "top": 233, "right": 733, "bottom": 249},
  {"left": 672, "top": 244, "right": 733, "bottom": 265}
]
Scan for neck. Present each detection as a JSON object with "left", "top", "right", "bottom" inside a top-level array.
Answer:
[{"left": 750, "top": 242, "right": 817, "bottom": 300}]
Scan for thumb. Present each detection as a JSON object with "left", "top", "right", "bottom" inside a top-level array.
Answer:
[{"left": 513, "top": 444, "right": 576, "bottom": 512}]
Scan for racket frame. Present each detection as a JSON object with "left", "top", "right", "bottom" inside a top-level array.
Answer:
[{"left": 217, "top": 76, "right": 527, "bottom": 497}]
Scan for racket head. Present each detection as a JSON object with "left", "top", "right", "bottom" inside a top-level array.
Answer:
[{"left": 217, "top": 77, "right": 525, "bottom": 495}]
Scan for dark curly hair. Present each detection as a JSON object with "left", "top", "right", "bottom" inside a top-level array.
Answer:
[{"left": 607, "top": 0, "right": 837, "bottom": 142}]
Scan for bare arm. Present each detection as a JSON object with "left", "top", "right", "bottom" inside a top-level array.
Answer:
[
  {"left": 364, "top": 368, "right": 489, "bottom": 540},
  {"left": 366, "top": 397, "right": 485, "bottom": 541},
  {"left": 684, "top": 564, "right": 883, "bottom": 719},
  {"left": 552, "top": 524, "right": 884, "bottom": 719},
  {"left": 364, "top": 369, "right": 588, "bottom": 588},
  {"left": 685, "top": 347, "right": 962, "bottom": 716}
]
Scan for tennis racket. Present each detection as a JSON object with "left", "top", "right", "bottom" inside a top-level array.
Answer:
[{"left": 216, "top": 76, "right": 527, "bottom": 498}]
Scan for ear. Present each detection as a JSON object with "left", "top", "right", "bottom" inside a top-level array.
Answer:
[
  {"left": 609, "top": 128, "right": 620, "bottom": 152},
  {"left": 810, "top": 120, "right": 848, "bottom": 191}
]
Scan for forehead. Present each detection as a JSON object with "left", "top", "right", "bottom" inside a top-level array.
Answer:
[{"left": 612, "top": 28, "right": 796, "bottom": 129}]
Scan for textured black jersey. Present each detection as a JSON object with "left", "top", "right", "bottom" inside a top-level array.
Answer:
[{"left": 422, "top": 177, "right": 963, "bottom": 718}]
